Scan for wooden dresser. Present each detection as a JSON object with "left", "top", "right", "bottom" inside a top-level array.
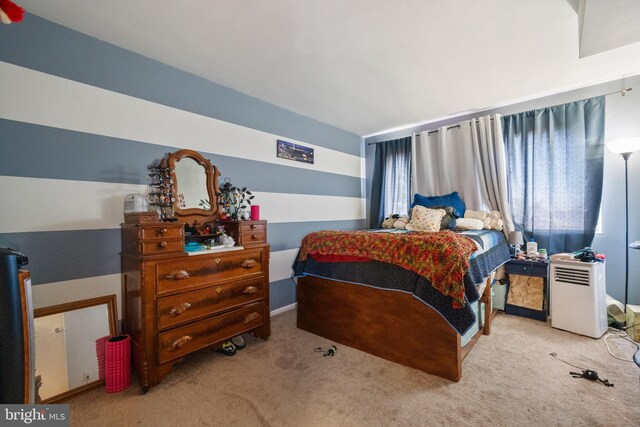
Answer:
[
  {"left": 215, "top": 219, "right": 267, "bottom": 247},
  {"left": 121, "top": 220, "right": 271, "bottom": 392}
]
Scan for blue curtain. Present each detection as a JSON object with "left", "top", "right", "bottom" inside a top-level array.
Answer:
[
  {"left": 370, "top": 137, "right": 412, "bottom": 228},
  {"left": 502, "top": 97, "right": 605, "bottom": 254}
]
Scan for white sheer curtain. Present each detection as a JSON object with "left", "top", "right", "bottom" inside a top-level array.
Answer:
[
  {"left": 471, "top": 115, "right": 515, "bottom": 234},
  {"left": 411, "top": 114, "right": 514, "bottom": 235}
]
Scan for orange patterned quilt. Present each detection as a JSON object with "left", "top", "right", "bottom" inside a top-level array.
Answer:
[{"left": 298, "top": 230, "right": 477, "bottom": 308}]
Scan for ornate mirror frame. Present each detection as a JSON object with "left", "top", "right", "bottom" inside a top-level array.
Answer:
[
  {"left": 34, "top": 295, "right": 118, "bottom": 403},
  {"left": 167, "top": 149, "right": 221, "bottom": 222}
]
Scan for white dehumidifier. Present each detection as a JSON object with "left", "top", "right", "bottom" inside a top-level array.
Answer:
[{"left": 550, "top": 258, "right": 607, "bottom": 338}]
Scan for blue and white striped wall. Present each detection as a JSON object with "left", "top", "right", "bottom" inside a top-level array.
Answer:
[{"left": 0, "top": 15, "right": 366, "bottom": 317}]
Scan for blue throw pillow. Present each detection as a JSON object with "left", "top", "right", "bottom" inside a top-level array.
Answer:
[{"left": 412, "top": 191, "right": 466, "bottom": 218}]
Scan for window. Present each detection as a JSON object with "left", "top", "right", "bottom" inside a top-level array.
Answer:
[
  {"left": 503, "top": 97, "right": 605, "bottom": 253},
  {"left": 382, "top": 148, "right": 411, "bottom": 216},
  {"left": 369, "top": 137, "right": 412, "bottom": 228}
]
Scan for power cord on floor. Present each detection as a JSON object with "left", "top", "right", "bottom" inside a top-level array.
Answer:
[
  {"left": 549, "top": 352, "right": 587, "bottom": 370},
  {"left": 620, "top": 323, "right": 640, "bottom": 367},
  {"left": 602, "top": 325, "right": 640, "bottom": 393},
  {"left": 618, "top": 322, "right": 640, "bottom": 331},
  {"left": 549, "top": 353, "right": 614, "bottom": 387},
  {"left": 603, "top": 327, "right": 640, "bottom": 366}
]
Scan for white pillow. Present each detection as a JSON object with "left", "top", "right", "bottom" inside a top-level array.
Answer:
[
  {"left": 406, "top": 206, "right": 446, "bottom": 232},
  {"left": 456, "top": 217, "right": 485, "bottom": 230},
  {"left": 464, "top": 209, "right": 489, "bottom": 221}
]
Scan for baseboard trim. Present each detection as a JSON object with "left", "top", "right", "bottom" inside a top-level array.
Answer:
[{"left": 271, "top": 302, "right": 297, "bottom": 317}]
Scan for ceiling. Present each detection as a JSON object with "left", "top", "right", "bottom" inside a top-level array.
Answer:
[
  {"left": 579, "top": 0, "right": 640, "bottom": 57},
  {"left": 16, "top": 0, "right": 640, "bottom": 137}
]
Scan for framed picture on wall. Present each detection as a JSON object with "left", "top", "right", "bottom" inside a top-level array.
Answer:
[{"left": 277, "top": 139, "right": 314, "bottom": 164}]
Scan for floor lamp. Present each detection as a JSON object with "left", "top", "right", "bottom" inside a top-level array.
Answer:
[{"left": 607, "top": 137, "right": 640, "bottom": 315}]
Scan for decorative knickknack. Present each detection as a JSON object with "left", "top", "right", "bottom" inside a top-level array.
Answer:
[
  {"left": 216, "top": 178, "right": 255, "bottom": 220},
  {"left": 147, "top": 160, "right": 175, "bottom": 221}
]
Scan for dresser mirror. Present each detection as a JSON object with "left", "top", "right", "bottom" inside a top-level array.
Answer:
[
  {"left": 34, "top": 295, "right": 117, "bottom": 403},
  {"left": 167, "top": 149, "right": 220, "bottom": 222}
]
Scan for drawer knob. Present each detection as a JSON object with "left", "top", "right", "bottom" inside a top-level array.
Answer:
[
  {"left": 216, "top": 287, "right": 223, "bottom": 294},
  {"left": 169, "top": 302, "right": 192, "bottom": 317},
  {"left": 244, "top": 312, "right": 260, "bottom": 324},
  {"left": 243, "top": 286, "right": 258, "bottom": 294},
  {"left": 251, "top": 234, "right": 257, "bottom": 240},
  {"left": 166, "top": 269, "right": 190, "bottom": 280},
  {"left": 241, "top": 259, "right": 257, "bottom": 269},
  {"left": 215, "top": 258, "right": 221, "bottom": 264},
  {"left": 250, "top": 224, "right": 257, "bottom": 229},
  {"left": 159, "top": 241, "right": 167, "bottom": 248},
  {"left": 159, "top": 228, "right": 167, "bottom": 234},
  {"left": 169, "top": 335, "right": 192, "bottom": 351}
]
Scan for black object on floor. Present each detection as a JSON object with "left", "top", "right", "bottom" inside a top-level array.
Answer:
[
  {"left": 570, "top": 369, "right": 614, "bottom": 387},
  {"left": 314, "top": 345, "right": 337, "bottom": 358},
  {"left": 216, "top": 341, "right": 236, "bottom": 356},
  {"left": 550, "top": 352, "right": 614, "bottom": 387}
]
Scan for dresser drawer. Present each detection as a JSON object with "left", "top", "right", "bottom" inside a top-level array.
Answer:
[
  {"left": 140, "top": 225, "right": 183, "bottom": 241},
  {"left": 158, "top": 302, "right": 265, "bottom": 364},
  {"left": 239, "top": 222, "right": 267, "bottom": 245},
  {"left": 157, "top": 277, "right": 265, "bottom": 330},
  {"left": 141, "top": 239, "right": 184, "bottom": 255},
  {"left": 155, "top": 249, "right": 265, "bottom": 294}
]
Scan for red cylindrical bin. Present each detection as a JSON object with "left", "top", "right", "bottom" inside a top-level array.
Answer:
[
  {"left": 250, "top": 205, "right": 260, "bottom": 220},
  {"left": 95, "top": 335, "right": 110, "bottom": 380},
  {"left": 105, "top": 335, "right": 131, "bottom": 393}
]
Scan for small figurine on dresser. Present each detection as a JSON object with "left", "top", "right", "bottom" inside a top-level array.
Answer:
[{"left": 218, "top": 225, "right": 236, "bottom": 247}]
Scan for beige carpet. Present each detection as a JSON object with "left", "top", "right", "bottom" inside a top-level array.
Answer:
[{"left": 69, "top": 309, "right": 639, "bottom": 426}]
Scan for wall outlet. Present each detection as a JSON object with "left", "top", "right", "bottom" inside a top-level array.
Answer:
[{"left": 83, "top": 371, "right": 91, "bottom": 382}]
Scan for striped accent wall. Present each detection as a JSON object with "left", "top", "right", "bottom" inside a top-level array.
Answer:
[{"left": 0, "top": 15, "right": 365, "bottom": 318}]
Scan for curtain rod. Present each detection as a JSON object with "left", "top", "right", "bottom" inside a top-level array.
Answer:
[
  {"left": 418, "top": 87, "right": 633, "bottom": 137},
  {"left": 607, "top": 87, "right": 633, "bottom": 97},
  {"left": 367, "top": 87, "right": 632, "bottom": 144},
  {"left": 424, "top": 118, "right": 494, "bottom": 135}
]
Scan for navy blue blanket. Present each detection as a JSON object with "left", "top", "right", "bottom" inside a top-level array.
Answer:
[{"left": 292, "top": 229, "right": 510, "bottom": 335}]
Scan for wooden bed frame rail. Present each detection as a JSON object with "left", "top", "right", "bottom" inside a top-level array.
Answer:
[{"left": 296, "top": 275, "right": 493, "bottom": 382}]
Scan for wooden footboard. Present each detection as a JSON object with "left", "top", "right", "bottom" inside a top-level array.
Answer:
[
  {"left": 297, "top": 276, "right": 464, "bottom": 381},
  {"left": 297, "top": 275, "right": 494, "bottom": 381}
]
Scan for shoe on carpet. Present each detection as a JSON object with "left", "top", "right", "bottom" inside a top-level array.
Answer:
[
  {"left": 231, "top": 335, "right": 246, "bottom": 350},
  {"left": 216, "top": 341, "right": 236, "bottom": 356}
]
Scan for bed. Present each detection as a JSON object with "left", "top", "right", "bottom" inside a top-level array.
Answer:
[{"left": 293, "top": 228, "right": 510, "bottom": 381}]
